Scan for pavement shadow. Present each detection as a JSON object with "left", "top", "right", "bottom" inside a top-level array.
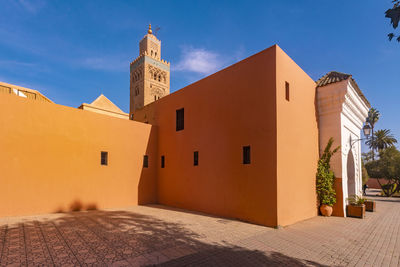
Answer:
[
  {"left": 158, "top": 246, "right": 328, "bottom": 267},
  {"left": 0, "top": 209, "right": 327, "bottom": 266}
]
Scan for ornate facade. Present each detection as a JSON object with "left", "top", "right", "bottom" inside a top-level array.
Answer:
[
  {"left": 130, "top": 25, "right": 170, "bottom": 114},
  {"left": 317, "top": 72, "right": 370, "bottom": 216}
]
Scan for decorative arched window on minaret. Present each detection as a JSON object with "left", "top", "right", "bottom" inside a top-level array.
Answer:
[{"left": 129, "top": 24, "right": 170, "bottom": 115}]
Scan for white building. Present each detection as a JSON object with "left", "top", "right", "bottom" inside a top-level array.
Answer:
[{"left": 317, "top": 71, "right": 370, "bottom": 216}]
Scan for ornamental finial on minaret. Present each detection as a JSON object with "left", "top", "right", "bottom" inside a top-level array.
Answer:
[{"left": 148, "top": 24, "right": 152, "bottom": 34}]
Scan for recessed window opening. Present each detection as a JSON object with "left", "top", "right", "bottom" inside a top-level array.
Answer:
[
  {"left": 143, "top": 155, "right": 149, "bottom": 168},
  {"left": 101, "top": 151, "right": 108, "bottom": 166},
  {"left": 194, "top": 151, "right": 199, "bottom": 166},
  {"left": 154, "top": 95, "right": 157, "bottom": 101},
  {"left": 161, "top": 155, "right": 165, "bottom": 168},
  {"left": 176, "top": 108, "right": 184, "bottom": 131},
  {"left": 243, "top": 146, "right": 251, "bottom": 164},
  {"left": 285, "top": 81, "right": 290, "bottom": 101}
]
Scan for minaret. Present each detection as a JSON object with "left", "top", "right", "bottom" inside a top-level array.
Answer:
[{"left": 130, "top": 24, "right": 170, "bottom": 114}]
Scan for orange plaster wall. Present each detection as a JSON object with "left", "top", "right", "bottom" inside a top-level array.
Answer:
[
  {"left": 0, "top": 94, "right": 157, "bottom": 217},
  {"left": 275, "top": 46, "right": 319, "bottom": 226},
  {"left": 134, "top": 46, "right": 278, "bottom": 226}
]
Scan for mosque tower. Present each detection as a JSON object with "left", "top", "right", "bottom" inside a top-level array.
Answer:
[{"left": 130, "top": 24, "right": 170, "bottom": 114}]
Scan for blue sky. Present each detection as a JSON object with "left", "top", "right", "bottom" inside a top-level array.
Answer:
[{"left": 0, "top": 0, "right": 398, "bottom": 144}]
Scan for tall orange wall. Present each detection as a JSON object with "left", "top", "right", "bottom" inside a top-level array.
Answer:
[
  {"left": 134, "top": 46, "right": 278, "bottom": 226},
  {"left": 0, "top": 94, "right": 157, "bottom": 217},
  {"left": 275, "top": 46, "right": 319, "bottom": 226}
]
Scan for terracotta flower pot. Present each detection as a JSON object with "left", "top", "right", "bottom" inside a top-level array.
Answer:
[{"left": 320, "top": 204, "right": 333, "bottom": 217}]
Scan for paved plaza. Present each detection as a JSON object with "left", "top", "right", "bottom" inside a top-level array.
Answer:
[{"left": 0, "top": 190, "right": 399, "bottom": 266}]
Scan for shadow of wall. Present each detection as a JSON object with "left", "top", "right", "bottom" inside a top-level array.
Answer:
[
  {"left": 0, "top": 208, "right": 329, "bottom": 266},
  {"left": 138, "top": 126, "right": 158, "bottom": 204}
]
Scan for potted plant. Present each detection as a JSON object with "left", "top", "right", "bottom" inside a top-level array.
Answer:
[
  {"left": 364, "top": 199, "right": 376, "bottom": 212},
  {"left": 346, "top": 195, "right": 366, "bottom": 218},
  {"left": 316, "top": 138, "right": 340, "bottom": 217}
]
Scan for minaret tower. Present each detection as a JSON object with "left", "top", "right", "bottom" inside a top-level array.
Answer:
[{"left": 130, "top": 24, "right": 170, "bottom": 114}]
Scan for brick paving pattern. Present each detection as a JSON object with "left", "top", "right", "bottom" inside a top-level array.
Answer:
[{"left": 0, "top": 190, "right": 399, "bottom": 266}]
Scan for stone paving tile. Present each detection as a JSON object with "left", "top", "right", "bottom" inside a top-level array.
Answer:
[{"left": 0, "top": 189, "right": 399, "bottom": 266}]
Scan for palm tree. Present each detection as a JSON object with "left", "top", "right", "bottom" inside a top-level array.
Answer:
[
  {"left": 365, "top": 108, "right": 380, "bottom": 160},
  {"left": 366, "top": 129, "right": 398, "bottom": 153}
]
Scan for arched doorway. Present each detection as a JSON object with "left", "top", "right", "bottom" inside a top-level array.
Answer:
[{"left": 347, "top": 150, "right": 356, "bottom": 197}]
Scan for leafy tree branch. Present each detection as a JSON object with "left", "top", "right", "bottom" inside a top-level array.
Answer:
[{"left": 386, "top": 0, "right": 400, "bottom": 41}]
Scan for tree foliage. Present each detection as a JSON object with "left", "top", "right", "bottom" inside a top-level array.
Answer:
[
  {"left": 362, "top": 160, "right": 370, "bottom": 185},
  {"left": 365, "top": 108, "right": 380, "bottom": 160},
  {"left": 362, "top": 151, "right": 374, "bottom": 162},
  {"left": 316, "top": 138, "right": 340, "bottom": 206},
  {"left": 365, "top": 146, "right": 400, "bottom": 196},
  {"left": 366, "top": 108, "right": 380, "bottom": 128},
  {"left": 386, "top": 0, "right": 400, "bottom": 41},
  {"left": 365, "top": 129, "right": 398, "bottom": 151}
]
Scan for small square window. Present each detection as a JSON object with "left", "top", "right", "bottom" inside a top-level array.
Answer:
[
  {"left": 143, "top": 155, "right": 149, "bottom": 168},
  {"left": 161, "top": 155, "right": 165, "bottom": 168},
  {"left": 194, "top": 151, "right": 199, "bottom": 166},
  {"left": 101, "top": 151, "right": 108, "bottom": 166},
  {"left": 176, "top": 108, "right": 184, "bottom": 131},
  {"left": 285, "top": 82, "right": 290, "bottom": 101},
  {"left": 243, "top": 146, "right": 250, "bottom": 164}
]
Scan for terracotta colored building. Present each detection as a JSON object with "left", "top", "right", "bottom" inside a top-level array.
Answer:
[
  {"left": 0, "top": 26, "right": 370, "bottom": 227},
  {"left": 79, "top": 94, "right": 129, "bottom": 120}
]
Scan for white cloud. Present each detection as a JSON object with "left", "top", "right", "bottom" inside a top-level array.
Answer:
[
  {"left": 173, "top": 46, "right": 224, "bottom": 75},
  {"left": 0, "top": 60, "right": 52, "bottom": 76},
  {"left": 79, "top": 57, "right": 128, "bottom": 72},
  {"left": 233, "top": 45, "right": 246, "bottom": 62},
  {"left": 16, "top": 0, "right": 45, "bottom": 14},
  {"left": 0, "top": 59, "right": 37, "bottom": 68}
]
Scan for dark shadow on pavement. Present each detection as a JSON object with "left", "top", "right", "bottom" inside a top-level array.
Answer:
[
  {"left": 0, "top": 209, "right": 328, "bottom": 266},
  {"left": 158, "top": 246, "right": 328, "bottom": 267}
]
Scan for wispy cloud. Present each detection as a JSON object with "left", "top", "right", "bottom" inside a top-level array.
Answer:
[
  {"left": 15, "top": 0, "right": 45, "bottom": 14},
  {"left": 0, "top": 59, "right": 51, "bottom": 76},
  {"left": 233, "top": 45, "right": 246, "bottom": 62},
  {"left": 173, "top": 46, "right": 225, "bottom": 75},
  {"left": 0, "top": 59, "right": 37, "bottom": 69},
  {"left": 79, "top": 57, "right": 129, "bottom": 72}
]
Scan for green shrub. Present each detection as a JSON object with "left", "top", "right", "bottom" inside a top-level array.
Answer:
[
  {"left": 316, "top": 138, "right": 340, "bottom": 206},
  {"left": 347, "top": 194, "right": 367, "bottom": 205}
]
